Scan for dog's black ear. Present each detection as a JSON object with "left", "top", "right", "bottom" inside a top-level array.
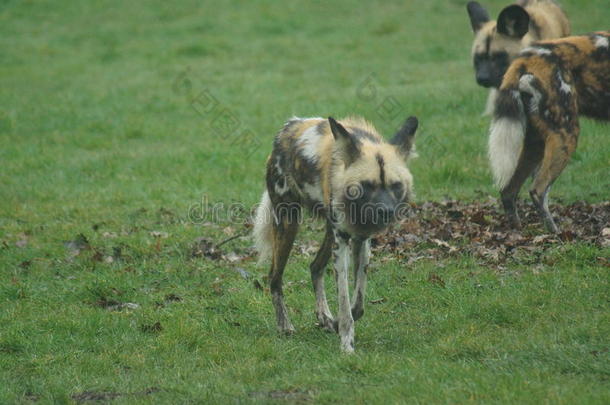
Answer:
[
  {"left": 390, "top": 116, "right": 418, "bottom": 157},
  {"left": 467, "top": 1, "right": 490, "bottom": 33},
  {"left": 329, "top": 117, "right": 360, "bottom": 165},
  {"left": 497, "top": 5, "right": 530, "bottom": 38}
]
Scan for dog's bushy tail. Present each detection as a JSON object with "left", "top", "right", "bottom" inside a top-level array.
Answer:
[
  {"left": 488, "top": 85, "right": 526, "bottom": 190},
  {"left": 252, "top": 190, "right": 273, "bottom": 265}
]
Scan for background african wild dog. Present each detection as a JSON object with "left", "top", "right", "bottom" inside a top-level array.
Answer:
[
  {"left": 467, "top": 0, "right": 570, "bottom": 114},
  {"left": 253, "top": 115, "right": 418, "bottom": 353},
  {"left": 489, "top": 31, "right": 610, "bottom": 233}
]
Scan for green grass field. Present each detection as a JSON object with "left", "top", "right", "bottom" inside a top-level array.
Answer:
[{"left": 1, "top": 0, "right": 608, "bottom": 403}]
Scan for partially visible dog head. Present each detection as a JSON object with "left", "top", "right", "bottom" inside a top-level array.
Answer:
[
  {"left": 467, "top": 1, "right": 531, "bottom": 88},
  {"left": 329, "top": 116, "right": 418, "bottom": 237}
]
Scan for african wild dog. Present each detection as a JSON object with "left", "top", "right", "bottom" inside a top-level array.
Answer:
[
  {"left": 489, "top": 31, "right": 610, "bottom": 233},
  {"left": 467, "top": 0, "right": 570, "bottom": 114},
  {"left": 253, "top": 115, "right": 418, "bottom": 353}
]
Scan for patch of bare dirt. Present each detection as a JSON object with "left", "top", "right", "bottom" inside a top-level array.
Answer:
[
  {"left": 71, "top": 387, "right": 160, "bottom": 403},
  {"left": 248, "top": 388, "right": 315, "bottom": 402}
]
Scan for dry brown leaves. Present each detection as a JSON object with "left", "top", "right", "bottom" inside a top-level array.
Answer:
[
  {"left": 191, "top": 199, "right": 607, "bottom": 271},
  {"left": 372, "top": 198, "right": 610, "bottom": 265}
]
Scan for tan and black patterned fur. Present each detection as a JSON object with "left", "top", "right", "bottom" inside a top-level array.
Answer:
[
  {"left": 467, "top": 0, "right": 570, "bottom": 114},
  {"left": 489, "top": 32, "right": 610, "bottom": 233},
  {"left": 253, "top": 115, "right": 418, "bottom": 353}
]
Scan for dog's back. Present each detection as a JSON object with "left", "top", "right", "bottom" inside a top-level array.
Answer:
[
  {"left": 265, "top": 117, "right": 386, "bottom": 210},
  {"left": 499, "top": 32, "right": 610, "bottom": 124}
]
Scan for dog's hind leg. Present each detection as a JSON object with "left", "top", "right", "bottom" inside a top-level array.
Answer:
[
  {"left": 350, "top": 238, "right": 370, "bottom": 322},
  {"left": 269, "top": 204, "right": 300, "bottom": 334},
  {"left": 529, "top": 132, "right": 577, "bottom": 233},
  {"left": 310, "top": 224, "right": 334, "bottom": 332},
  {"left": 333, "top": 231, "right": 354, "bottom": 353},
  {"left": 500, "top": 131, "right": 544, "bottom": 229}
]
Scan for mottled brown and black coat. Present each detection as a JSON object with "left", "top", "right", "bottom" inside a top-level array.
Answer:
[
  {"left": 253, "top": 115, "right": 418, "bottom": 353},
  {"left": 488, "top": 31, "right": 610, "bottom": 232}
]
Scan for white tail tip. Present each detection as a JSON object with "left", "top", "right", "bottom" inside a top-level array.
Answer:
[
  {"left": 252, "top": 190, "right": 273, "bottom": 265},
  {"left": 488, "top": 117, "right": 525, "bottom": 189}
]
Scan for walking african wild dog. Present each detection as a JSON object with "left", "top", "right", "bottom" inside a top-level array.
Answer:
[
  {"left": 253, "top": 115, "right": 418, "bottom": 353},
  {"left": 466, "top": 0, "right": 570, "bottom": 114},
  {"left": 489, "top": 31, "right": 610, "bottom": 233}
]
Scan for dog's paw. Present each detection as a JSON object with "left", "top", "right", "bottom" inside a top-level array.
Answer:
[
  {"left": 316, "top": 315, "right": 336, "bottom": 333},
  {"left": 340, "top": 338, "right": 355, "bottom": 354},
  {"left": 277, "top": 322, "right": 296, "bottom": 336}
]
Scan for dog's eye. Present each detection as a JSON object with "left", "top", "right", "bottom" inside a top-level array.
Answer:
[
  {"left": 360, "top": 181, "right": 375, "bottom": 192},
  {"left": 390, "top": 182, "right": 403, "bottom": 197},
  {"left": 490, "top": 52, "right": 509, "bottom": 71},
  {"left": 344, "top": 181, "right": 374, "bottom": 200},
  {"left": 474, "top": 53, "right": 488, "bottom": 66}
]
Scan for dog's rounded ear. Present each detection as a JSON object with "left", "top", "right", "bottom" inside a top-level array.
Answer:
[
  {"left": 497, "top": 5, "right": 530, "bottom": 38},
  {"left": 329, "top": 117, "right": 360, "bottom": 164},
  {"left": 467, "top": 1, "right": 490, "bottom": 33},
  {"left": 390, "top": 116, "right": 418, "bottom": 157}
]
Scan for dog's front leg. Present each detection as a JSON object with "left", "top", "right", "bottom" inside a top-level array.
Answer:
[
  {"left": 483, "top": 88, "right": 497, "bottom": 116},
  {"left": 351, "top": 238, "right": 370, "bottom": 321},
  {"left": 333, "top": 231, "right": 354, "bottom": 353},
  {"left": 310, "top": 225, "right": 335, "bottom": 332}
]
